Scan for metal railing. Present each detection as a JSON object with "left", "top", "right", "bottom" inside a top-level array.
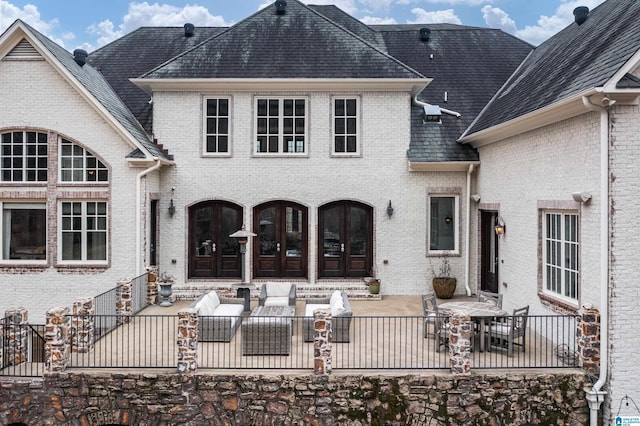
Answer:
[
  {"left": 131, "top": 272, "right": 150, "bottom": 314},
  {"left": 93, "top": 287, "right": 118, "bottom": 339},
  {"left": 0, "top": 319, "right": 45, "bottom": 377},
  {"left": 64, "top": 313, "right": 578, "bottom": 371}
]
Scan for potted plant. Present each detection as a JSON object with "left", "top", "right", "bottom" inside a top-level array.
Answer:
[
  {"left": 429, "top": 253, "right": 456, "bottom": 299},
  {"left": 366, "top": 278, "right": 381, "bottom": 294}
]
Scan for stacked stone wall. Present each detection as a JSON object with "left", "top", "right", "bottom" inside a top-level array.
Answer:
[{"left": 0, "top": 372, "right": 589, "bottom": 425}]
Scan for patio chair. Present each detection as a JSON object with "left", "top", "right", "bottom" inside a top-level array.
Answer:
[
  {"left": 422, "top": 293, "right": 438, "bottom": 338},
  {"left": 258, "top": 283, "right": 297, "bottom": 307},
  {"left": 488, "top": 305, "right": 529, "bottom": 356},
  {"left": 434, "top": 309, "right": 450, "bottom": 352},
  {"left": 477, "top": 290, "right": 503, "bottom": 308}
]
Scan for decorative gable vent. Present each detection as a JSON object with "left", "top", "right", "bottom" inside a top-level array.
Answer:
[{"left": 6, "top": 39, "right": 41, "bottom": 58}]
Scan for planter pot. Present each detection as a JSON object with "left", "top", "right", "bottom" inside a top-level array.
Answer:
[
  {"left": 432, "top": 278, "right": 456, "bottom": 299},
  {"left": 158, "top": 282, "right": 174, "bottom": 307},
  {"left": 368, "top": 283, "right": 380, "bottom": 294}
]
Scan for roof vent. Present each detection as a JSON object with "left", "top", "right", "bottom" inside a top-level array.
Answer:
[
  {"left": 573, "top": 6, "right": 589, "bottom": 25},
  {"left": 73, "top": 49, "right": 88, "bottom": 67},
  {"left": 184, "top": 23, "right": 195, "bottom": 37},
  {"left": 419, "top": 27, "right": 431, "bottom": 42},
  {"left": 275, "top": 0, "right": 287, "bottom": 15}
]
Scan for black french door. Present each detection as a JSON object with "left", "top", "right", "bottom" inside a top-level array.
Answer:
[{"left": 480, "top": 210, "right": 499, "bottom": 293}]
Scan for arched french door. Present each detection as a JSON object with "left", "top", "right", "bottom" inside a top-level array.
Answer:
[
  {"left": 188, "top": 201, "right": 243, "bottom": 279},
  {"left": 318, "top": 201, "right": 373, "bottom": 278},
  {"left": 253, "top": 201, "right": 308, "bottom": 278}
]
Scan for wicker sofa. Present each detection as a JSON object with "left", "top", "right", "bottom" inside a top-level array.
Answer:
[
  {"left": 189, "top": 290, "right": 244, "bottom": 342},
  {"left": 303, "top": 291, "right": 353, "bottom": 343}
]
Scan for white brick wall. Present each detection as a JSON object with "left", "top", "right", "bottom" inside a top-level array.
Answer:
[
  {"left": 153, "top": 90, "right": 473, "bottom": 296},
  {"left": 0, "top": 58, "right": 155, "bottom": 322}
]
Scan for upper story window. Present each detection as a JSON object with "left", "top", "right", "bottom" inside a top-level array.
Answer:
[
  {"left": 428, "top": 195, "right": 459, "bottom": 254},
  {"left": 255, "top": 97, "right": 307, "bottom": 155},
  {"left": 1, "top": 202, "right": 46, "bottom": 262},
  {"left": 543, "top": 211, "right": 579, "bottom": 302},
  {"left": 204, "top": 98, "right": 230, "bottom": 155},
  {"left": 60, "top": 201, "right": 107, "bottom": 262},
  {"left": 60, "top": 139, "right": 108, "bottom": 182},
  {"left": 1, "top": 131, "right": 48, "bottom": 182},
  {"left": 333, "top": 97, "right": 359, "bottom": 155}
]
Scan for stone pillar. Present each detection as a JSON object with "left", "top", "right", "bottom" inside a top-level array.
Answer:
[
  {"left": 45, "top": 307, "right": 70, "bottom": 372},
  {"left": 177, "top": 309, "right": 198, "bottom": 373},
  {"left": 116, "top": 278, "right": 133, "bottom": 325},
  {"left": 147, "top": 266, "right": 158, "bottom": 305},
  {"left": 577, "top": 305, "right": 600, "bottom": 374},
  {"left": 71, "top": 298, "right": 94, "bottom": 353},
  {"left": 449, "top": 311, "right": 472, "bottom": 376},
  {"left": 4, "top": 308, "right": 28, "bottom": 366},
  {"left": 313, "top": 308, "right": 332, "bottom": 375}
]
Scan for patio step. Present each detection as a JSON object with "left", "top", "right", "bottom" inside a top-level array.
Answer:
[{"left": 171, "top": 282, "right": 382, "bottom": 301}]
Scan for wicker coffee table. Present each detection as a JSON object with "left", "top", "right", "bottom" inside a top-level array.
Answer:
[{"left": 242, "top": 305, "right": 295, "bottom": 355}]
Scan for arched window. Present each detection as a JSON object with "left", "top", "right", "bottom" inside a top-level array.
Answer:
[
  {"left": 59, "top": 138, "right": 108, "bottom": 182},
  {"left": 1, "top": 130, "right": 48, "bottom": 182}
]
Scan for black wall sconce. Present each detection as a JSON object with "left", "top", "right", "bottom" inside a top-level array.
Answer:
[
  {"left": 495, "top": 216, "right": 506, "bottom": 236},
  {"left": 387, "top": 200, "right": 394, "bottom": 217},
  {"left": 168, "top": 187, "right": 176, "bottom": 217}
]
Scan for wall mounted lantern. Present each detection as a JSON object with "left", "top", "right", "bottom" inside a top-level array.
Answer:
[
  {"left": 387, "top": 200, "right": 394, "bottom": 217},
  {"left": 168, "top": 188, "right": 176, "bottom": 217},
  {"left": 495, "top": 216, "right": 506, "bottom": 236}
]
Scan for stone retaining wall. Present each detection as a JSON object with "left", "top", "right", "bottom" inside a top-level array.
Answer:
[{"left": 0, "top": 371, "right": 589, "bottom": 425}]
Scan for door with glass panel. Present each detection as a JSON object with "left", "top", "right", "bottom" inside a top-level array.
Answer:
[
  {"left": 188, "top": 201, "right": 242, "bottom": 278},
  {"left": 253, "top": 201, "right": 307, "bottom": 278},
  {"left": 318, "top": 201, "right": 372, "bottom": 278},
  {"left": 480, "top": 210, "right": 499, "bottom": 293}
]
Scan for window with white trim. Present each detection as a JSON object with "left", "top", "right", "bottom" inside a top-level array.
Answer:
[
  {"left": 1, "top": 203, "right": 46, "bottom": 261},
  {"left": 255, "top": 97, "right": 307, "bottom": 154},
  {"left": 333, "top": 97, "right": 359, "bottom": 155},
  {"left": 428, "top": 195, "right": 459, "bottom": 253},
  {"left": 204, "top": 98, "right": 230, "bottom": 154},
  {"left": 60, "top": 201, "right": 107, "bottom": 262},
  {"left": 543, "top": 211, "right": 579, "bottom": 301},
  {"left": 1, "top": 131, "right": 48, "bottom": 182},
  {"left": 60, "top": 139, "right": 108, "bottom": 182}
]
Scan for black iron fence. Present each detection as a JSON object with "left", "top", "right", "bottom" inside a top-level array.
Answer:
[
  {"left": 0, "top": 317, "right": 45, "bottom": 377},
  {"left": 131, "top": 272, "right": 150, "bottom": 314},
  {"left": 63, "top": 313, "right": 578, "bottom": 371}
]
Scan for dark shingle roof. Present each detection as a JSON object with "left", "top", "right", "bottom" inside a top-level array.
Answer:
[
  {"left": 374, "top": 25, "right": 532, "bottom": 163},
  {"left": 309, "top": 5, "right": 387, "bottom": 51},
  {"left": 466, "top": 0, "right": 640, "bottom": 136},
  {"left": 87, "top": 27, "right": 225, "bottom": 133},
  {"left": 141, "top": 0, "right": 424, "bottom": 80},
  {"left": 22, "top": 21, "right": 169, "bottom": 160}
]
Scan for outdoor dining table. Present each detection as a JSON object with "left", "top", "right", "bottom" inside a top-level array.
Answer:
[{"left": 438, "top": 301, "right": 508, "bottom": 351}]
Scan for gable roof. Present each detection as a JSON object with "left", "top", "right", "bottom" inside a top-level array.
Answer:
[
  {"left": 0, "top": 20, "right": 171, "bottom": 162},
  {"left": 374, "top": 24, "right": 532, "bottom": 166},
  {"left": 139, "top": 0, "right": 424, "bottom": 81},
  {"left": 87, "top": 26, "right": 224, "bottom": 133},
  {"left": 463, "top": 0, "right": 640, "bottom": 140}
]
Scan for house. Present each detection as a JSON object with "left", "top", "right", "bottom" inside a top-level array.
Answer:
[
  {"left": 1, "top": 0, "right": 637, "bottom": 422},
  {"left": 459, "top": 0, "right": 640, "bottom": 422}
]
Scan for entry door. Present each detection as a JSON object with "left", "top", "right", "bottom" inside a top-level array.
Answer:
[
  {"left": 480, "top": 210, "right": 499, "bottom": 293},
  {"left": 318, "top": 201, "right": 372, "bottom": 278},
  {"left": 188, "top": 201, "right": 242, "bottom": 278},
  {"left": 253, "top": 201, "right": 307, "bottom": 278}
]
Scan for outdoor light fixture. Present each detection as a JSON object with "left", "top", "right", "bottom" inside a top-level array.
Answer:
[
  {"left": 387, "top": 200, "right": 394, "bottom": 217},
  {"left": 168, "top": 187, "right": 176, "bottom": 217},
  {"left": 572, "top": 191, "right": 592, "bottom": 203},
  {"left": 495, "top": 216, "right": 506, "bottom": 236}
]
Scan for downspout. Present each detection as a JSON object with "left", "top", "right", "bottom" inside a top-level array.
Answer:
[
  {"left": 581, "top": 95, "right": 611, "bottom": 425},
  {"left": 136, "top": 159, "right": 162, "bottom": 276},
  {"left": 464, "top": 164, "right": 474, "bottom": 296},
  {"left": 412, "top": 96, "right": 461, "bottom": 118}
]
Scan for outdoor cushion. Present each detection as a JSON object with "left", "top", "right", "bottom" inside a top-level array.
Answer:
[
  {"left": 196, "top": 292, "right": 220, "bottom": 316},
  {"left": 305, "top": 303, "right": 330, "bottom": 317},
  {"left": 266, "top": 283, "right": 293, "bottom": 297},
  {"left": 330, "top": 293, "right": 345, "bottom": 317},
  {"left": 264, "top": 296, "right": 290, "bottom": 307}
]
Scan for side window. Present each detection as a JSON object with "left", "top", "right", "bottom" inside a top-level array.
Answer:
[
  {"left": 59, "top": 139, "right": 108, "bottom": 182},
  {"left": 333, "top": 97, "right": 359, "bottom": 155},
  {"left": 428, "top": 195, "right": 459, "bottom": 254},
  {"left": 1, "top": 131, "right": 48, "bottom": 182},
  {"left": 204, "top": 98, "right": 230, "bottom": 155},
  {"left": 60, "top": 201, "right": 108, "bottom": 262},
  {"left": 543, "top": 211, "right": 579, "bottom": 302},
  {"left": 1, "top": 203, "right": 47, "bottom": 262}
]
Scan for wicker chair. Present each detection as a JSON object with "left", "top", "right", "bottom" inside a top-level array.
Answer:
[
  {"left": 303, "top": 291, "right": 353, "bottom": 342},
  {"left": 258, "top": 283, "right": 297, "bottom": 307},
  {"left": 488, "top": 305, "right": 529, "bottom": 356}
]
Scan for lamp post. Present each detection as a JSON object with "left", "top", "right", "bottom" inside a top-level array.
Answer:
[{"left": 229, "top": 225, "right": 256, "bottom": 284}]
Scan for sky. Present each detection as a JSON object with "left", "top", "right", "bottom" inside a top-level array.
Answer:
[{"left": 0, "top": 0, "right": 607, "bottom": 52}]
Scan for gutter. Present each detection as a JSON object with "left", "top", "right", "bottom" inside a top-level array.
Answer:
[
  {"left": 464, "top": 164, "right": 474, "bottom": 296},
  {"left": 136, "top": 159, "right": 163, "bottom": 276},
  {"left": 412, "top": 95, "right": 461, "bottom": 118},
  {"left": 581, "top": 95, "right": 612, "bottom": 426}
]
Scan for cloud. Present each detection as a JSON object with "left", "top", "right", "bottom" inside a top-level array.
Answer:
[
  {"left": 424, "top": 0, "right": 489, "bottom": 5},
  {"left": 300, "top": 0, "right": 358, "bottom": 14},
  {"left": 406, "top": 7, "right": 462, "bottom": 25},
  {"left": 0, "top": 0, "right": 66, "bottom": 46},
  {"left": 87, "top": 2, "right": 231, "bottom": 48},
  {"left": 360, "top": 16, "right": 398, "bottom": 25},
  {"left": 483, "top": 0, "right": 607, "bottom": 45}
]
